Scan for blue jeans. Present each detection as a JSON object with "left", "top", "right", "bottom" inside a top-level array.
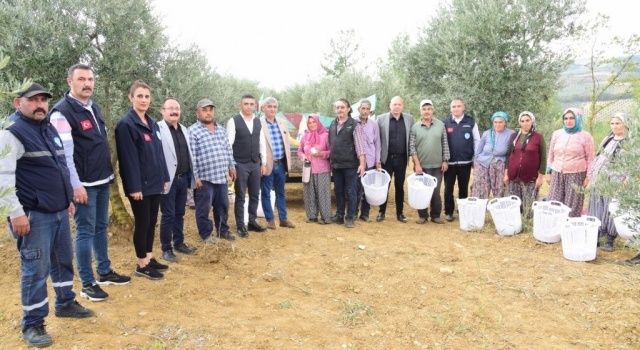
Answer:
[
  {"left": 74, "top": 184, "right": 111, "bottom": 286},
  {"left": 333, "top": 167, "right": 358, "bottom": 220},
  {"left": 260, "top": 161, "right": 288, "bottom": 221},
  {"left": 195, "top": 181, "right": 230, "bottom": 239},
  {"left": 160, "top": 174, "right": 188, "bottom": 252},
  {"left": 12, "top": 210, "right": 76, "bottom": 331}
]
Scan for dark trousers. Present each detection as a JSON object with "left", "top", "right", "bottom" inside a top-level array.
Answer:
[
  {"left": 379, "top": 155, "right": 407, "bottom": 216},
  {"left": 333, "top": 167, "right": 358, "bottom": 220},
  {"left": 160, "top": 174, "right": 188, "bottom": 252},
  {"left": 234, "top": 161, "right": 261, "bottom": 227},
  {"left": 356, "top": 166, "right": 376, "bottom": 218},
  {"left": 128, "top": 194, "right": 161, "bottom": 259},
  {"left": 417, "top": 167, "right": 443, "bottom": 219},
  {"left": 444, "top": 163, "right": 472, "bottom": 215},
  {"left": 195, "top": 181, "right": 230, "bottom": 239}
]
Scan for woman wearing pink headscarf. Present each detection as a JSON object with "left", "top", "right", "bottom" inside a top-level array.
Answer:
[{"left": 299, "top": 114, "right": 332, "bottom": 224}]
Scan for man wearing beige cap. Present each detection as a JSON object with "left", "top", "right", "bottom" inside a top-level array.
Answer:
[
  {"left": 157, "top": 98, "right": 197, "bottom": 263},
  {"left": 189, "top": 98, "right": 237, "bottom": 241},
  {"left": 409, "top": 99, "right": 450, "bottom": 224}
]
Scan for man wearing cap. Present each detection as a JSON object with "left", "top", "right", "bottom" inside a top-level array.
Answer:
[
  {"left": 1, "top": 83, "right": 94, "bottom": 348},
  {"left": 409, "top": 99, "right": 450, "bottom": 224},
  {"left": 227, "top": 94, "right": 267, "bottom": 237},
  {"left": 377, "top": 96, "right": 413, "bottom": 223},
  {"left": 443, "top": 98, "right": 480, "bottom": 221},
  {"left": 49, "top": 64, "right": 130, "bottom": 304},
  {"left": 354, "top": 99, "right": 381, "bottom": 222},
  {"left": 259, "top": 97, "right": 295, "bottom": 230},
  {"left": 157, "top": 98, "right": 197, "bottom": 262},
  {"left": 189, "top": 98, "right": 237, "bottom": 241}
]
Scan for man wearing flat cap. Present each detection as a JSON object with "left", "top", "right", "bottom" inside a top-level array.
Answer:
[
  {"left": 409, "top": 99, "right": 450, "bottom": 224},
  {"left": 189, "top": 98, "right": 237, "bottom": 242},
  {"left": 157, "top": 98, "right": 197, "bottom": 263},
  {"left": 1, "top": 83, "right": 94, "bottom": 348}
]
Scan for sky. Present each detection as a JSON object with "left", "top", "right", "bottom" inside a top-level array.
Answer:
[{"left": 153, "top": 0, "right": 638, "bottom": 91}]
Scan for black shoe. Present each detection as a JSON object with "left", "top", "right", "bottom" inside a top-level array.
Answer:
[
  {"left": 376, "top": 213, "right": 385, "bottom": 222},
  {"left": 306, "top": 218, "right": 318, "bottom": 223},
  {"left": 331, "top": 215, "right": 344, "bottom": 224},
  {"left": 237, "top": 225, "right": 249, "bottom": 238},
  {"left": 219, "top": 231, "right": 236, "bottom": 241},
  {"left": 601, "top": 241, "right": 614, "bottom": 252},
  {"left": 248, "top": 221, "right": 266, "bottom": 232},
  {"left": 162, "top": 250, "right": 178, "bottom": 263},
  {"left": 135, "top": 265, "right": 164, "bottom": 280},
  {"left": 80, "top": 283, "right": 109, "bottom": 302},
  {"left": 345, "top": 218, "right": 355, "bottom": 228},
  {"left": 416, "top": 217, "right": 427, "bottom": 224},
  {"left": 397, "top": 214, "right": 408, "bottom": 223},
  {"left": 23, "top": 324, "right": 53, "bottom": 348},
  {"left": 55, "top": 300, "right": 94, "bottom": 318},
  {"left": 174, "top": 242, "right": 197, "bottom": 255},
  {"left": 445, "top": 214, "right": 454, "bottom": 222},
  {"left": 318, "top": 219, "right": 331, "bottom": 225},
  {"left": 359, "top": 215, "right": 370, "bottom": 222},
  {"left": 149, "top": 258, "right": 169, "bottom": 272},
  {"left": 96, "top": 270, "right": 131, "bottom": 286}
]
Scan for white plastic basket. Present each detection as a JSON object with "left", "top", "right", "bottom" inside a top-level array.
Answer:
[
  {"left": 560, "top": 216, "right": 601, "bottom": 262},
  {"left": 243, "top": 190, "right": 275, "bottom": 225},
  {"left": 532, "top": 200, "right": 571, "bottom": 243},
  {"left": 608, "top": 200, "right": 640, "bottom": 241},
  {"left": 487, "top": 196, "right": 523, "bottom": 236},
  {"left": 457, "top": 197, "right": 488, "bottom": 231},
  {"left": 361, "top": 169, "right": 391, "bottom": 206},
  {"left": 407, "top": 173, "right": 437, "bottom": 210}
]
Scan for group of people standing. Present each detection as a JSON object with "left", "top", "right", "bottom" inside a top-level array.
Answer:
[{"left": 1, "top": 62, "right": 632, "bottom": 348}]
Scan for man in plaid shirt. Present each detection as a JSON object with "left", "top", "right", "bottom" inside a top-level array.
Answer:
[{"left": 189, "top": 99, "right": 237, "bottom": 241}]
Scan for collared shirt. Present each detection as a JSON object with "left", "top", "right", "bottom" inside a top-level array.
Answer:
[
  {"left": 167, "top": 121, "right": 191, "bottom": 175},
  {"left": 226, "top": 114, "right": 267, "bottom": 165},
  {"left": 388, "top": 113, "right": 407, "bottom": 155},
  {"left": 265, "top": 118, "right": 285, "bottom": 160},
  {"left": 409, "top": 118, "right": 451, "bottom": 161},
  {"left": 336, "top": 117, "right": 366, "bottom": 158},
  {"left": 189, "top": 121, "right": 235, "bottom": 184},
  {"left": 355, "top": 117, "right": 381, "bottom": 168}
]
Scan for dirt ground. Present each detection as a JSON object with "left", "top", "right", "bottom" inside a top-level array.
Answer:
[{"left": 1, "top": 183, "right": 640, "bottom": 350}]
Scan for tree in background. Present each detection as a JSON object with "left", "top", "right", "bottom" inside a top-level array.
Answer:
[
  {"left": 320, "top": 29, "right": 363, "bottom": 79},
  {"left": 400, "top": 0, "right": 586, "bottom": 131}
]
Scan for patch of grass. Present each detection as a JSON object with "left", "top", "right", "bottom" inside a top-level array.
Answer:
[
  {"left": 340, "top": 299, "right": 374, "bottom": 327},
  {"left": 141, "top": 340, "right": 165, "bottom": 350}
]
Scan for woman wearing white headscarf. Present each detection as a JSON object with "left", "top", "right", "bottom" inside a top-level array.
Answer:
[
  {"left": 504, "top": 111, "right": 546, "bottom": 216},
  {"left": 587, "top": 112, "right": 627, "bottom": 251},
  {"left": 547, "top": 108, "right": 595, "bottom": 217}
]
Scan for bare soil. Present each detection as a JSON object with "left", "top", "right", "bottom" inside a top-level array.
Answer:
[{"left": 1, "top": 183, "right": 639, "bottom": 349}]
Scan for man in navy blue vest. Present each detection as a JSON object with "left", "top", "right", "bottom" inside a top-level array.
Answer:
[
  {"left": 1, "top": 83, "right": 94, "bottom": 348},
  {"left": 50, "top": 64, "right": 130, "bottom": 303},
  {"left": 443, "top": 98, "right": 480, "bottom": 221},
  {"left": 227, "top": 94, "right": 267, "bottom": 237}
]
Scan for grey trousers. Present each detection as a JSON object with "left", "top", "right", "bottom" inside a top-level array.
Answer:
[{"left": 234, "top": 161, "right": 261, "bottom": 227}]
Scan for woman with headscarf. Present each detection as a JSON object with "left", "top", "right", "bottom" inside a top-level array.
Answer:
[
  {"left": 504, "top": 111, "right": 547, "bottom": 216},
  {"left": 472, "top": 111, "right": 515, "bottom": 199},
  {"left": 547, "top": 108, "right": 595, "bottom": 217},
  {"left": 587, "top": 112, "right": 627, "bottom": 251},
  {"left": 299, "top": 114, "right": 332, "bottom": 224}
]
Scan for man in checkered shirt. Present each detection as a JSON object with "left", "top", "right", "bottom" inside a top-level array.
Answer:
[{"left": 189, "top": 99, "right": 237, "bottom": 241}]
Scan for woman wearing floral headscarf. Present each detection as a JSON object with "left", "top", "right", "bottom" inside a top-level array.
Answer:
[
  {"left": 298, "top": 114, "right": 332, "bottom": 224},
  {"left": 504, "top": 111, "right": 547, "bottom": 216},
  {"left": 587, "top": 112, "right": 627, "bottom": 251},
  {"left": 472, "top": 111, "right": 515, "bottom": 199},
  {"left": 547, "top": 108, "right": 595, "bottom": 217}
]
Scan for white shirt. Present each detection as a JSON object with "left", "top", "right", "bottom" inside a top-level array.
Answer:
[{"left": 226, "top": 113, "right": 267, "bottom": 165}]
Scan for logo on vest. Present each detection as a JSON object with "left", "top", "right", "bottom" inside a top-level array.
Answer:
[
  {"left": 143, "top": 133, "right": 152, "bottom": 142},
  {"left": 53, "top": 137, "right": 62, "bottom": 148},
  {"left": 80, "top": 119, "right": 93, "bottom": 131},
  {"left": 464, "top": 132, "right": 470, "bottom": 140},
  {"left": 447, "top": 127, "right": 454, "bottom": 133}
]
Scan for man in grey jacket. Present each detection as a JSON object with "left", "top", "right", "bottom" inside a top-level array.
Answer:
[{"left": 377, "top": 96, "right": 413, "bottom": 223}]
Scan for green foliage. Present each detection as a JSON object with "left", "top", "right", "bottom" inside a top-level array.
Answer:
[
  {"left": 400, "top": 0, "right": 586, "bottom": 131},
  {"left": 320, "top": 29, "right": 362, "bottom": 79}
]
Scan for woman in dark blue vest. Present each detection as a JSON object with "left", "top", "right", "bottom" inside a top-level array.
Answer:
[{"left": 115, "top": 80, "right": 170, "bottom": 280}]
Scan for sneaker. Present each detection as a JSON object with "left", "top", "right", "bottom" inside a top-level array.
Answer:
[
  {"left": 149, "top": 258, "right": 169, "bottom": 272},
  {"left": 97, "top": 270, "right": 131, "bottom": 286},
  {"left": 445, "top": 214, "right": 454, "bottom": 222},
  {"left": 359, "top": 215, "right": 370, "bottom": 222},
  {"left": 55, "top": 300, "right": 94, "bottom": 318},
  {"left": 345, "top": 218, "right": 355, "bottom": 228},
  {"left": 174, "top": 242, "right": 197, "bottom": 255},
  {"left": 135, "top": 265, "right": 164, "bottom": 280},
  {"left": 23, "top": 324, "right": 53, "bottom": 348},
  {"left": 416, "top": 217, "right": 427, "bottom": 224},
  {"left": 80, "top": 283, "right": 109, "bottom": 302},
  {"left": 431, "top": 217, "right": 445, "bottom": 224},
  {"left": 162, "top": 250, "right": 178, "bottom": 263}
]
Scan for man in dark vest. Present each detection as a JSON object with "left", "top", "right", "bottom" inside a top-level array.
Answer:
[
  {"left": 443, "top": 98, "right": 480, "bottom": 221},
  {"left": 50, "top": 64, "right": 130, "bottom": 303},
  {"left": 2, "top": 83, "right": 94, "bottom": 348},
  {"left": 227, "top": 94, "right": 267, "bottom": 237}
]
